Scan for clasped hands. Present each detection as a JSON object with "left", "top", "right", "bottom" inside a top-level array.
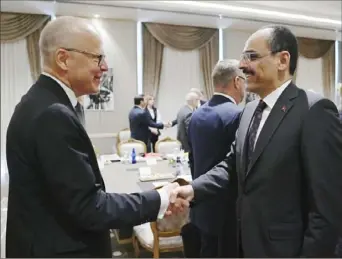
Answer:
[
  {"left": 163, "top": 122, "right": 172, "bottom": 128},
  {"left": 160, "top": 182, "right": 194, "bottom": 217}
]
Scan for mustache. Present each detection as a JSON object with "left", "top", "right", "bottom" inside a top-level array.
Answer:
[{"left": 242, "top": 68, "right": 255, "bottom": 76}]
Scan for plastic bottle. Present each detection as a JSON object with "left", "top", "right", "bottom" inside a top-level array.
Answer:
[{"left": 131, "top": 148, "right": 136, "bottom": 164}]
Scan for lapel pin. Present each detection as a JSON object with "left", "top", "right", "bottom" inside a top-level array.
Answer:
[{"left": 281, "top": 105, "right": 286, "bottom": 112}]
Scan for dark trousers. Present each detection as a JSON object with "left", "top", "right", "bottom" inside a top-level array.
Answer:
[
  {"left": 148, "top": 134, "right": 159, "bottom": 153},
  {"left": 200, "top": 232, "right": 219, "bottom": 257},
  {"left": 200, "top": 228, "right": 237, "bottom": 258}
]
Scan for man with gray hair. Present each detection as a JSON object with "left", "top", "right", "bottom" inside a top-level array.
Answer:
[
  {"left": 5, "top": 16, "right": 182, "bottom": 257},
  {"left": 183, "top": 59, "right": 245, "bottom": 257},
  {"left": 176, "top": 92, "right": 199, "bottom": 152}
]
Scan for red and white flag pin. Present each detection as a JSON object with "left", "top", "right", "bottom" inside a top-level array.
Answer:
[{"left": 281, "top": 105, "right": 286, "bottom": 112}]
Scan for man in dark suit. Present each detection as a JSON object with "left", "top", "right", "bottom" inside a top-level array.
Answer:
[
  {"left": 187, "top": 59, "right": 245, "bottom": 257},
  {"left": 176, "top": 92, "right": 198, "bottom": 152},
  {"left": 128, "top": 95, "right": 167, "bottom": 149},
  {"left": 170, "top": 25, "right": 342, "bottom": 257},
  {"left": 5, "top": 16, "right": 179, "bottom": 258}
]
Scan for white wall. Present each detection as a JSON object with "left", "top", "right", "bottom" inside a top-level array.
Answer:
[
  {"left": 85, "top": 19, "right": 137, "bottom": 136},
  {"left": 157, "top": 47, "right": 204, "bottom": 139},
  {"left": 296, "top": 57, "right": 324, "bottom": 95},
  {"left": 223, "top": 29, "right": 251, "bottom": 60}
]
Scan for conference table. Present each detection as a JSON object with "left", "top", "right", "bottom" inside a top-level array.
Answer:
[{"left": 99, "top": 155, "right": 192, "bottom": 242}]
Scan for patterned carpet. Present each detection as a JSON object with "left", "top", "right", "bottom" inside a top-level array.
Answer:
[{"left": 110, "top": 230, "right": 184, "bottom": 258}]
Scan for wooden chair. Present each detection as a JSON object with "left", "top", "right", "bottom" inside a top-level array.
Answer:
[
  {"left": 155, "top": 137, "right": 181, "bottom": 155},
  {"left": 132, "top": 178, "right": 190, "bottom": 258},
  {"left": 117, "top": 138, "right": 146, "bottom": 157},
  {"left": 116, "top": 128, "right": 131, "bottom": 151}
]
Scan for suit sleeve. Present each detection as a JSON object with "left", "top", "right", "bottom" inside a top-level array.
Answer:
[
  {"left": 300, "top": 99, "right": 342, "bottom": 254},
  {"left": 171, "top": 119, "right": 177, "bottom": 127},
  {"left": 143, "top": 110, "right": 164, "bottom": 129},
  {"left": 34, "top": 106, "right": 161, "bottom": 231},
  {"left": 184, "top": 112, "right": 192, "bottom": 134},
  {"left": 187, "top": 118, "right": 194, "bottom": 179},
  {"left": 191, "top": 139, "right": 237, "bottom": 202}
]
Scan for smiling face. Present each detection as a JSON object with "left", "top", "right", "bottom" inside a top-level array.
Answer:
[
  {"left": 55, "top": 32, "right": 108, "bottom": 97},
  {"left": 239, "top": 27, "right": 293, "bottom": 98}
]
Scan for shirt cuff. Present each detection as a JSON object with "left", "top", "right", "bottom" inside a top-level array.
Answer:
[{"left": 156, "top": 188, "right": 169, "bottom": 219}]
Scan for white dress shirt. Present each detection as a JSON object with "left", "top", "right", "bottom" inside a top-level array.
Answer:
[
  {"left": 213, "top": 92, "right": 237, "bottom": 105},
  {"left": 254, "top": 80, "right": 291, "bottom": 148},
  {"left": 42, "top": 72, "right": 169, "bottom": 219}
]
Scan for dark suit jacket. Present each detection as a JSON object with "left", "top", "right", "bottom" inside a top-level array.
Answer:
[
  {"left": 191, "top": 83, "right": 342, "bottom": 257},
  {"left": 176, "top": 105, "right": 193, "bottom": 152},
  {"left": 6, "top": 75, "right": 161, "bottom": 258},
  {"left": 188, "top": 95, "right": 241, "bottom": 235},
  {"left": 129, "top": 106, "right": 163, "bottom": 146},
  {"left": 145, "top": 106, "right": 161, "bottom": 143}
]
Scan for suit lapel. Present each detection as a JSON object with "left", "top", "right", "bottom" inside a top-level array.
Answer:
[
  {"left": 245, "top": 83, "right": 298, "bottom": 178},
  {"left": 238, "top": 101, "right": 258, "bottom": 182}
]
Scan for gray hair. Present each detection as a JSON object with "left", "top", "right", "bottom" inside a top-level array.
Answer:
[
  {"left": 211, "top": 59, "right": 243, "bottom": 87},
  {"left": 185, "top": 92, "right": 198, "bottom": 104},
  {"left": 39, "top": 16, "right": 100, "bottom": 66}
]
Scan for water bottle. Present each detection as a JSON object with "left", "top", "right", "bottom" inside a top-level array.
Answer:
[
  {"left": 175, "top": 156, "right": 183, "bottom": 176},
  {"left": 131, "top": 148, "right": 136, "bottom": 164}
]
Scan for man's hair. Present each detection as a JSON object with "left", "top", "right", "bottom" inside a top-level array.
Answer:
[
  {"left": 263, "top": 25, "right": 298, "bottom": 75},
  {"left": 212, "top": 59, "right": 243, "bottom": 87},
  {"left": 39, "top": 16, "right": 99, "bottom": 66},
  {"left": 185, "top": 92, "right": 198, "bottom": 105},
  {"left": 189, "top": 88, "right": 202, "bottom": 98},
  {"left": 134, "top": 94, "right": 144, "bottom": 105}
]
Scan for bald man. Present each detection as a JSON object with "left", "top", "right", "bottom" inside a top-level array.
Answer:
[
  {"left": 176, "top": 92, "right": 199, "bottom": 152},
  {"left": 5, "top": 16, "right": 179, "bottom": 257}
]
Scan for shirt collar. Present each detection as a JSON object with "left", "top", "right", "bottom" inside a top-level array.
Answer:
[
  {"left": 262, "top": 80, "right": 291, "bottom": 110},
  {"left": 42, "top": 72, "right": 78, "bottom": 107},
  {"left": 213, "top": 92, "right": 237, "bottom": 105}
]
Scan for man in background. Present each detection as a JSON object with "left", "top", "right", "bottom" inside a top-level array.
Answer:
[
  {"left": 176, "top": 92, "right": 198, "bottom": 152},
  {"left": 129, "top": 94, "right": 168, "bottom": 148},
  {"left": 187, "top": 59, "right": 245, "bottom": 257},
  {"left": 190, "top": 88, "right": 206, "bottom": 106},
  {"left": 5, "top": 16, "right": 179, "bottom": 258}
]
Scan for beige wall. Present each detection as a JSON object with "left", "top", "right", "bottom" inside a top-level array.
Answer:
[{"left": 85, "top": 19, "right": 137, "bottom": 136}]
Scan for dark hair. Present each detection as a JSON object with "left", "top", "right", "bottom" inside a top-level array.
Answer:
[
  {"left": 134, "top": 94, "right": 144, "bottom": 105},
  {"left": 263, "top": 25, "right": 298, "bottom": 75}
]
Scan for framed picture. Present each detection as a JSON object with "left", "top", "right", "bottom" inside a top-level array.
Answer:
[{"left": 84, "top": 68, "right": 114, "bottom": 111}]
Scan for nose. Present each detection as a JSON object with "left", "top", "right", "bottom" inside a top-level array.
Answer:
[
  {"left": 239, "top": 58, "right": 248, "bottom": 70},
  {"left": 100, "top": 60, "right": 108, "bottom": 71}
]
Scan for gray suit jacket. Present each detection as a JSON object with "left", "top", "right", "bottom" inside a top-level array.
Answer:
[
  {"left": 176, "top": 105, "right": 193, "bottom": 152},
  {"left": 191, "top": 83, "right": 342, "bottom": 257}
]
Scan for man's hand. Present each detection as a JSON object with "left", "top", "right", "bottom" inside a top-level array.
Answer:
[
  {"left": 150, "top": 128, "right": 159, "bottom": 135},
  {"left": 165, "top": 185, "right": 194, "bottom": 216},
  {"left": 163, "top": 122, "right": 172, "bottom": 128}
]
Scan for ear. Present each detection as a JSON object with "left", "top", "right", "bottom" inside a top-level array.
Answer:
[
  {"left": 233, "top": 76, "right": 239, "bottom": 89},
  {"left": 55, "top": 49, "right": 69, "bottom": 71},
  {"left": 278, "top": 51, "right": 290, "bottom": 72}
]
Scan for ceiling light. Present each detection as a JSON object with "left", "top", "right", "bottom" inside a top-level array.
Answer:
[
  {"left": 158, "top": 1, "right": 341, "bottom": 26},
  {"left": 94, "top": 14, "right": 100, "bottom": 18}
]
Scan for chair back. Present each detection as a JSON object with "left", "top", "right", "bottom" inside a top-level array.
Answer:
[
  {"left": 117, "top": 138, "right": 146, "bottom": 156},
  {"left": 155, "top": 137, "right": 181, "bottom": 155}
]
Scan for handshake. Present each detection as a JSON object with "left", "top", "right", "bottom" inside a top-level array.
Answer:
[
  {"left": 159, "top": 181, "right": 195, "bottom": 217},
  {"left": 163, "top": 122, "right": 172, "bottom": 128}
]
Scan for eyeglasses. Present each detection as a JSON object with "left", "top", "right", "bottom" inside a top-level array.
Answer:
[
  {"left": 237, "top": 75, "right": 246, "bottom": 81},
  {"left": 240, "top": 51, "right": 272, "bottom": 63},
  {"left": 62, "top": 48, "right": 105, "bottom": 66}
]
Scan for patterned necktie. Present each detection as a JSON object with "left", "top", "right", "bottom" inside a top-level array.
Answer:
[
  {"left": 246, "top": 100, "right": 267, "bottom": 167},
  {"left": 75, "top": 102, "right": 85, "bottom": 126}
]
